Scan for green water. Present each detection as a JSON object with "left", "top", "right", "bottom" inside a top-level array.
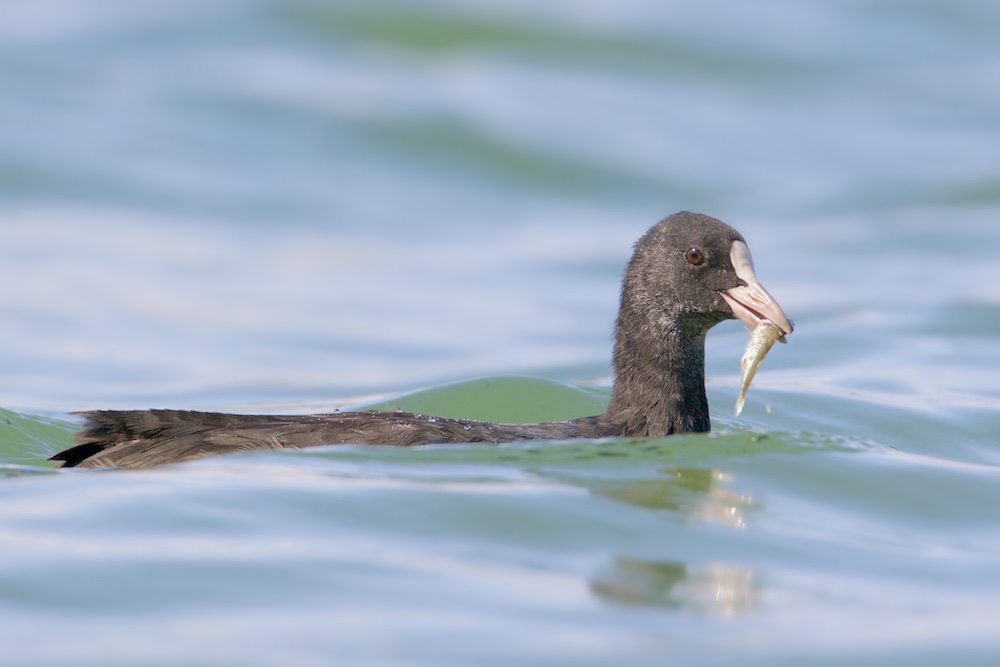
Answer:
[{"left": 2, "top": 1, "right": 1000, "bottom": 665}]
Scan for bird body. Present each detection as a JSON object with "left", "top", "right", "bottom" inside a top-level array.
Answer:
[{"left": 50, "top": 212, "right": 793, "bottom": 469}]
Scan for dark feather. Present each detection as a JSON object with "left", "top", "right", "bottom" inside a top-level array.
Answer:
[{"left": 57, "top": 409, "right": 618, "bottom": 468}]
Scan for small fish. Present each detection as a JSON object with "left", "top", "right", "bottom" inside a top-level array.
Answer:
[{"left": 735, "top": 320, "right": 787, "bottom": 416}]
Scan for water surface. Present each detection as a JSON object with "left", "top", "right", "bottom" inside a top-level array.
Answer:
[{"left": 2, "top": 1, "right": 999, "bottom": 665}]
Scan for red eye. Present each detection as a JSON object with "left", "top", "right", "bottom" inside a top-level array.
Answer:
[{"left": 686, "top": 247, "right": 705, "bottom": 265}]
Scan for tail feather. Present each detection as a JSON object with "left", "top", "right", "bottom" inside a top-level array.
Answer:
[
  {"left": 48, "top": 441, "right": 107, "bottom": 467},
  {"left": 50, "top": 410, "right": 235, "bottom": 467}
]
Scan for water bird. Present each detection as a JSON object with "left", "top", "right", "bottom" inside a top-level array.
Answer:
[{"left": 50, "top": 212, "right": 793, "bottom": 469}]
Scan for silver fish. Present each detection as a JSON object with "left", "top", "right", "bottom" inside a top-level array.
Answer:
[{"left": 735, "top": 320, "right": 787, "bottom": 416}]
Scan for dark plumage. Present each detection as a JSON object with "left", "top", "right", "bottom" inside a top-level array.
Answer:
[{"left": 50, "top": 212, "right": 792, "bottom": 469}]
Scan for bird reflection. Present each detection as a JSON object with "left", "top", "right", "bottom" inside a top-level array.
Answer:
[
  {"left": 591, "top": 557, "right": 757, "bottom": 616},
  {"left": 579, "top": 467, "right": 758, "bottom": 614},
  {"left": 585, "top": 467, "right": 756, "bottom": 530}
]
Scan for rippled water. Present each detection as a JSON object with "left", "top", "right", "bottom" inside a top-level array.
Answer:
[{"left": 2, "top": 1, "right": 1000, "bottom": 665}]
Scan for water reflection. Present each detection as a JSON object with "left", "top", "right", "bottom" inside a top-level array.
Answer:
[
  {"left": 582, "top": 468, "right": 758, "bottom": 614},
  {"left": 586, "top": 467, "right": 756, "bottom": 530},
  {"left": 591, "top": 557, "right": 757, "bottom": 616}
]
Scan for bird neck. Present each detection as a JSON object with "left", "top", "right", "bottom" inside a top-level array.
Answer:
[{"left": 604, "top": 316, "right": 711, "bottom": 438}]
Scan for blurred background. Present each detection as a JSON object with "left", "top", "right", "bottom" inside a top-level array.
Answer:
[
  {"left": 2, "top": 2, "right": 1000, "bottom": 665},
  {"left": 2, "top": 0, "right": 996, "bottom": 416}
]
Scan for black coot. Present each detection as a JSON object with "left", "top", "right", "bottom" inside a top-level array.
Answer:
[{"left": 51, "top": 212, "right": 792, "bottom": 469}]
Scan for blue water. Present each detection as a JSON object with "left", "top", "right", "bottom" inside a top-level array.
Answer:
[{"left": 2, "top": 1, "right": 1000, "bottom": 665}]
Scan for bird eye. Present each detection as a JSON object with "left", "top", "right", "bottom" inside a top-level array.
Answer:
[{"left": 685, "top": 247, "right": 705, "bottom": 265}]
